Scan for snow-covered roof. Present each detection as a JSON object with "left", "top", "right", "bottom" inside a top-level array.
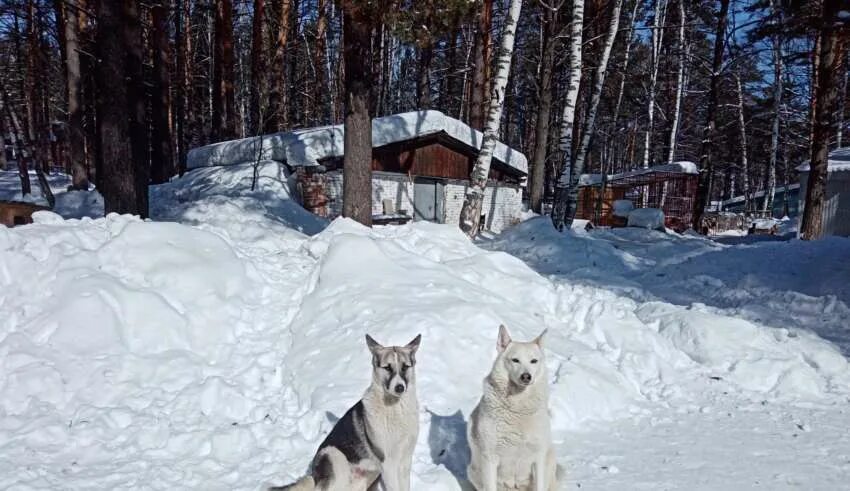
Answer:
[
  {"left": 578, "top": 162, "right": 698, "bottom": 187},
  {"left": 796, "top": 147, "right": 850, "bottom": 172},
  {"left": 613, "top": 161, "right": 699, "bottom": 180},
  {"left": 722, "top": 183, "right": 799, "bottom": 207},
  {"left": 186, "top": 110, "right": 528, "bottom": 175}
]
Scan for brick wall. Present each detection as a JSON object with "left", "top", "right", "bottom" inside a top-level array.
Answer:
[
  {"left": 442, "top": 181, "right": 522, "bottom": 233},
  {"left": 317, "top": 171, "right": 522, "bottom": 232},
  {"left": 323, "top": 171, "right": 415, "bottom": 219},
  {"left": 371, "top": 172, "right": 415, "bottom": 215}
]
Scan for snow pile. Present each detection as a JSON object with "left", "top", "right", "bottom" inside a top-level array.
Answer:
[
  {"left": 612, "top": 199, "right": 633, "bottom": 217},
  {"left": 627, "top": 208, "right": 665, "bottom": 230},
  {"left": 53, "top": 189, "right": 105, "bottom": 219},
  {"left": 796, "top": 146, "right": 850, "bottom": 172},
  {"left": 2, "top": 206, "right": 850, "bottom": 488},
  {"left": 150, "top": 160, "right": 327, "bottom": 238},
  {"left": 489, "top": 217, "right": 850, "bottom": 358},
  {"left": 186, "top": 110, "right": 528, "bottom": 174}
]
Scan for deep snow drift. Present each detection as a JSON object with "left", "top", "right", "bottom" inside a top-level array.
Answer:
[{"left": 2, "top": 167, "right": 850, "bottom": 489}]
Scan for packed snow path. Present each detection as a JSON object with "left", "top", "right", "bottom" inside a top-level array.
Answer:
[{"left": 2, "top": 167, "right": 849, "bottom": 489}]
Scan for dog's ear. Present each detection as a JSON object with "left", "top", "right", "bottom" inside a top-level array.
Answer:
[
  {"left": 497, "top": 324, "right": 512, "bottom": 352},
  {"left": 365, "top": 334, "right": 383, "bottom": 354},
  {"left": 533, "top": 328, "right": 548, "bottom": 348},
  {"left": 405, "top": 334, "right": 421, "bottom": 354}
]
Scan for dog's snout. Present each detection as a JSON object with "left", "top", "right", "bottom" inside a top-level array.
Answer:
[
  {"left": 520, "top": 372, "right": 532, "bottom": 384},
  {"left": 394, "top": 383, "right": 406, "bottom": 394}
]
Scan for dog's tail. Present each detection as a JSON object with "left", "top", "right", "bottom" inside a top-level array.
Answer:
[{"left": 267, "top": 476, "right": 314, "bottom": 491}]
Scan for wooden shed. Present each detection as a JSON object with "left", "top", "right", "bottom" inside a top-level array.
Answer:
[
  {"left": 186, "top": 110, "right": 529, "bottom": 233},
  {"left": 0, "top": 200, "right": 48, "bottom": 227}
]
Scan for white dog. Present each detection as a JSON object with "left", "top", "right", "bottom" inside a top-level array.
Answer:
[{"left": 467, "top": 325, "right": 557, "bottom": 491}]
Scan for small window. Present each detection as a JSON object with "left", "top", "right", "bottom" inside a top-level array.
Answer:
[{"left": 13, "top": 216, "right": 27, "bottom": 226}]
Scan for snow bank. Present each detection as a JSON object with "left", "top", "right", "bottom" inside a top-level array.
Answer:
[
  {"left": 186, "top": 110, "right": 528, "bottom": 174},
  {"left": 628, "top": 208, "right": 665, "bottom": 230},
  {"left": 612, "top": 199, "right": 633, "bottom": 217},
  {"left": 796, "top": 147, "right": 850, "bottom": 172},
  {"left": 2, "top": 204, "right": 849, "bottom": 488},
  {"left": 53, "top": 189, "right": 104, "bottom": 219},
  {"left": 150, "top": 160, "right": 327, "bottom": 238}
]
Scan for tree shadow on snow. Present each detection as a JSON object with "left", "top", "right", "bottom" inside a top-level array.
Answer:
[{"left": 427, "top": 409, "right": 475, "bottom": 491}]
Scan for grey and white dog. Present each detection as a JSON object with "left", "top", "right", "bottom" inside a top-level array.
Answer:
[
  {"left": 467, "top": 325, "right": 557, "bottom": 491},
  {"left": 271, "top": 334, "right": 421, "bottom": 491}
]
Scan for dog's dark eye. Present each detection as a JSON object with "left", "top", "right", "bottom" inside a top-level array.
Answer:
[
  {"left": 511, "top": 358, "right": 520, "bottom": 363},
  {"left": 401, "top": 364, "right": 410, "bottom": 371},
  {"left": 381, "top": 365, "right": 392, "bottom": 372},
  {"left": 530, "top": 359, "right": 538, "bottom": 364}
]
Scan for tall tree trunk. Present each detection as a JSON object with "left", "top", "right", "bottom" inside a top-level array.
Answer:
[
  {"left": 528, "top": 5, "right": 557, "bottom": 213},
  {"left": 692, "top": 0, "right": 730, "bottom": 231},
  {"left": 315, "top": 0, "right": 328, "bottom": 122},
  {"left": 286, "top": 0, "right": 301, "bottom": 126},
  {"left": 666, "top": 0, "right": 687, "bottom": 163},
  {"left": 26, "top": 0, "right": 54, "bottom": 205},
  {"left": 1, "top": 89, "right": 31, "bottom": 195},
  {"left": 642, "top": 0, "right": 668, "bottom": 169},
  {"left": 550, "top": 0, "right": 584, "bottom": 231},
  {"left": 151, "top": 2, "right": 175, "bottom": 184},
  {"left": 269, "top": 0, "right": 293, "bottom": 131},
  {"left": 595, "top": 0, "right": 639, "bottom": 221},
  {"left": 800, "top": 0, "right": 845, "bottom": 240},
  {"left": 212, "top": 0, "right": 236, "bottom": 140},
  {"left": 176, "top": 0, "right": 192, "bottom": 174},
  {"left": 839, "top": 50, "right": 848, "bottom": 148},
  {"left": 55, "top": 0, "right": 89, "bottom": 190},
  {"left": 459, "top": 0, "right": 523, "bottom": 237},
  {"left": 734, "top": 73, "right": 751, "bottom": 213},
  {"left": 341, "top": 0, "right": 374, "bottom": 226},
  {"left": 250, "top": 0, "right": 266, "bottom": 134},
  {"left": 762, "top": 0, "right": 782, "bottom": 216},
  {"left": 417, "top": 31, "right": 434, "bottom": 109},
  {"left": 96, "top": 0, "right": 149, "bottom": 217},
  {"left": 574, "top": 0, "right": 622, "bottom": 177},
  {"left": 442, "top": 21, "right": 460, "bottom": 113},
  {"left": 469, "top": 0, "right": 493, "bottom": 130}
]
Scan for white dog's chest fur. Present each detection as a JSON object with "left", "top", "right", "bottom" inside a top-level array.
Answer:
[
  {"left": 471, "top": 374, "right": 553, "bottom": 488},
  {"left": 363, "top": 390, "right": 419, "bottom": 460}
]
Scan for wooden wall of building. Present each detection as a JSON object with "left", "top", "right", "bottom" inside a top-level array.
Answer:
[
  {"left": 320, "top": 134, "right": 520, "bottom": 184},
  {"left": 576, "top": 186, "right": 627, "bottom": 226}
]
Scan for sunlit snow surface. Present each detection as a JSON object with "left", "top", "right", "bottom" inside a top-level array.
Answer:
[{"left": 1, "top": 166, "right": 849, "bottom": 489}]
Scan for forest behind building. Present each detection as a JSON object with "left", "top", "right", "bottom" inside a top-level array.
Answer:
[{"left": 0, "top": 0, "right": 847, "bottom": 238}]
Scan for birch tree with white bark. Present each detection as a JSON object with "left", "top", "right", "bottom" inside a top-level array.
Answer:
[
  {"left": 642, "top": 0, "right": 668, "bottom": 169},
  {"left": 550, "top": 0, "right": 584, "bottom": 231},
  {"left": 762, "top": 0, "right": 783, "bottom": 216},
  {"left": 666, "top": 0, "right": 688, "bottom": 164},
  {"left": 734, "top": 72, "right": 751, "bottom": 212},
  {"left": 574, "top": 0, "right": 623, "bottom": 178},
  {"left": 458, "top": 0, "right": 524, "bottom": 237}
]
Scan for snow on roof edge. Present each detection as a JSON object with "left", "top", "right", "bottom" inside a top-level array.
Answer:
[
  {"left": 577, "top": 161, "right": 698, "bottom": 187},
  {"left": 186, "top": 110, "right": 528, "bottom": 175}
]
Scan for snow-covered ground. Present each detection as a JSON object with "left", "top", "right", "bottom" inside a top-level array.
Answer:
[{"left": 1, "top": 164, "right": 849, "bottom": 490}]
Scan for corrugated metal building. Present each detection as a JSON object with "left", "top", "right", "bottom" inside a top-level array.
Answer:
[{"left": 797, "top": 147, "right": 850, "bottom": 237}]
